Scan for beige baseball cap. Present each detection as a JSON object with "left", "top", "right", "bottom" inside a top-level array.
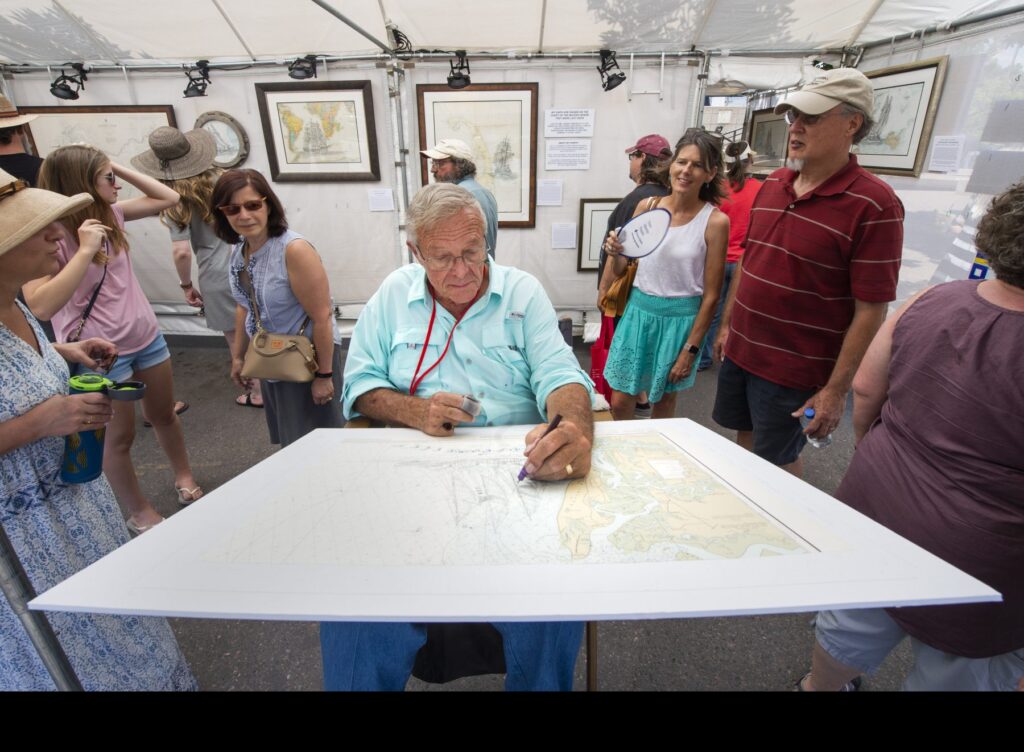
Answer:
[
  {"left": 774, "top": 68, "right": 874, "bottom": 116},
  {"left": 420, "top": 138, "right": 474, "bottom": 161}
]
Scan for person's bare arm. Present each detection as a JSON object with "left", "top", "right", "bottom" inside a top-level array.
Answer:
[
  {"left": 521, "top": 383, "right": 594, "bottom": 480},
  {"left": 849, "top": 290, "right": 929, "bottom": 442},
  {"left": 354, "top": 389, "right": 475, "bottom": 436},
  {"left": 22, "top": 219, "right": 109, "bottom": 321},
  {"left": 668, "top": 209, "right": 728, "bottom": 382},
  {"left": 171, "top": 239, "right": 203, "bottom": 306},
  {"left": 792, "top": 299, "right": 888, "bottom": 439},
  {"left": 113, "top": 162, "right": 180, "bottom": 220},
  {"left": 230, "top": 304, "right": 250, "bottom": 390},
  {"left": 285, "top": 238, "right": 336, "bottom": 405}
]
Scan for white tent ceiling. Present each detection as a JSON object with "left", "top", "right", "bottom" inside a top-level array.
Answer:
[{"left": 0, "top": 0, "right": 1020, "bottom": 67}]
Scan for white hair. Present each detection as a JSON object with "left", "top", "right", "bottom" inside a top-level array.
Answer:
[{"left": 407, "top": 182, "right": 485, "bottom": 244}]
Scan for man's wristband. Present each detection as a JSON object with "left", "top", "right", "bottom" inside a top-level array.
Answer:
[
  {"left": 314, "top": 371, "right": 333, "bottom": 379},
  {"left": 683, "top": 343, "right": 700, "bottom": 355},
  {"left": 180, "top": 281, "right": 193, "bottom": 290}
]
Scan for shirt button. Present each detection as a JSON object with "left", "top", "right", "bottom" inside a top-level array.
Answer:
[
  {"left": 486, "top": 421, "right": 493, "bottom": 426},
  {"left": 788, "top": 204, "right": 795, "bottom": 209},
  {"left": 478, "top": 392, "right": 485, "bottom": 398},
  {"left": 466, "top": 358, "right": 472, "bottom": 365}
]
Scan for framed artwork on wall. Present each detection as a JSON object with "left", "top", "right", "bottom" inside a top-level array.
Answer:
[
  {"left": 194, "top": 111, "right": 249, "bottom": 169},
  {"left": 20, "top": 105, "right": 176, "bottom": 197},
  {"left": 747, "top": 108, "right": 788, "bottom": 174},
  {"left": 578, "top": 198, "right": 618, "bottom": 271},
  {"left": 255, "top": 80, "right": 380, "bottom": 182},
  {"left": 854, "top": 56, "right": 948, "bottom": 177},
  {"left": 417, "top": 83, "right": 538, "bottom": 227}
]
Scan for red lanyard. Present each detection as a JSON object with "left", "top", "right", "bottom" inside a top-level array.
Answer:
[{"left": 408, "top": 288, "right": 477, "bottom": 396}]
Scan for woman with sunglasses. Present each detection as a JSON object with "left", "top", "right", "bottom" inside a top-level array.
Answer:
[
  {"left": 211, "top": 169, "right": 341, "bottom": 446},
  {"left": 23, "top": 145, "right": 204, "bottom": 534},
  {"left": 0, "top": 168, "right": 196, "bottom": 690}
]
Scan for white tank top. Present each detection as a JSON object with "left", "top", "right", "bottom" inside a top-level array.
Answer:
[{"left": 634, "top": 201, "right": 713, "bottom": 298}]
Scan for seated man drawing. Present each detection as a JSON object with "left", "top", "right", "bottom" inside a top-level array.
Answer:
[{"left": 320, "top": 182, "right": 594, "bottom": 691}]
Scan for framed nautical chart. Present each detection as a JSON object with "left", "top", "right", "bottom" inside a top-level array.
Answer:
[
  {"left": 854, "top": 57, "right": 948, "bottom": 177},
  {"left": 417, "top": 83, "right": 538, "bottom": 227},
  {"left": 254, "top": 81, "right": 380, "bottom": 182}
]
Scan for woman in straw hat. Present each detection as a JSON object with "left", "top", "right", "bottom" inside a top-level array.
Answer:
[
  {"left": 23, "top": 145, "right": 204, "bottom": 534},
  {"left": 0, "top": 169, "right": 195, "bottom": 689},
  {"left": 131, "top": 126, "right": 262, "bottom": 408}
]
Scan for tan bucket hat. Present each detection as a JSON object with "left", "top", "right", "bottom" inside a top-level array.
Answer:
[
  {"left": 774, "top": 68, "right": 874, "bottom": 116},
  {"left": 131, "top": 126, "right": 217, "bottom": 181},
  {"left": 0, "top": 95, "right": 37, "bottom": 129},
  {"left": 0, "top": 168, "right": 92, "bottom": 257}
]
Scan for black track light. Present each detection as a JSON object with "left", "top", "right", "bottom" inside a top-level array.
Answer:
[
  {"left": 50, "top": 63, "right": 87, "bottom": 100},
  {"left": 288, "top": 55, "right": 318, "bottom": 80},
  {"left": 183, "top": 60, "right": 211, "bottom": 98},
  {"left": 447, "top": 50, "right": 471, "bottom": 90},
  {"left": 598, "top": 49, "right": 626, "bottom": 92}
]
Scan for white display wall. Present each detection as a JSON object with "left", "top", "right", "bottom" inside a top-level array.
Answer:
[
  {"left": 4, "top": 58, "right": 695, "bottom": 315},
  {"left": 860, "top": 22, "right": 1024, "bottom": 307}
]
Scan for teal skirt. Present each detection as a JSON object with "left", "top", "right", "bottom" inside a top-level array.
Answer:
[{"left": 604, "top": 288, "right": 703, "bottom": 403}]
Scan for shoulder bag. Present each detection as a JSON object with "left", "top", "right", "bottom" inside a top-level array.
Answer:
[{"left": 238, "top": 267, "right": 319, "bottom": 382}]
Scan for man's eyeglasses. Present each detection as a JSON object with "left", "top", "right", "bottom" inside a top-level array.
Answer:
[
  {"left": 415, "top": 245, "right": 489, "bottom": 271},
  {"left": 218, "top": 197, "right": 267, "bottom": 216},
  {"left": 784, "top": 108, "right": 839, "bottom": 127}
]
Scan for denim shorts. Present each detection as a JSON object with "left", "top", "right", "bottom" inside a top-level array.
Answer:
[
  {"left": 711, "top": 357, "right": 814, "bottom": 465},
  {"left": 79, "top": 332, "right": 171, "bottom": 383}
]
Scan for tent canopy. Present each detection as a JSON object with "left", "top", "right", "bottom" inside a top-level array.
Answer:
[{"left": 0, "top": 0, "right": 1020, "bottom": 67}]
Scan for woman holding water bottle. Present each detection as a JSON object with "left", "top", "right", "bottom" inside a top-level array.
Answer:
[{"left": 0, "top": 169, "right": 195, "bottom": 690}]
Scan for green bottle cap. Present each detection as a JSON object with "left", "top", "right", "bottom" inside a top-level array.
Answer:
[{"left": 68, "top": 374, "right": 113, "bottom": 392}]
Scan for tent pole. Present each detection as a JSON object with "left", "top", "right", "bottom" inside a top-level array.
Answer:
[
  {"left": 0, "top": 524, "right": 82, "bottom": 691},
  {"left": 309, "top": 0, "right": 392, "bottom": 54},
  {"left": 689, "top": 51, "right": 712, "bottom": 129},
  {"left": 211, "top": 0, "right": 258, "bottom": 61},
  {"left": 387, "top": 63, "right": 413, "bottom": 268}
]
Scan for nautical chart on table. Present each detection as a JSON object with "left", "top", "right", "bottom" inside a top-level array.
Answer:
[{"left": 33, "top": 420, "right": 998, "bottom": 622}]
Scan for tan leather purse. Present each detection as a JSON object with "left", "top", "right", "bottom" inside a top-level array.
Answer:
[{"left": 238, "top": 268, "right": 319, "bottom": 382}]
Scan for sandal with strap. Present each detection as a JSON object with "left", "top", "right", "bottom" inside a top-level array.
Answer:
[{"left": 175, "top": 485, "right": 204, "bottom": 506}]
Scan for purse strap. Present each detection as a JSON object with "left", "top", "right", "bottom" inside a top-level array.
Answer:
[
  {"left": 68, "top": 264, "right": 108, "bottom": 343},
  {"left": 238, "top": 260, "right": 311, "bottom": 336}
]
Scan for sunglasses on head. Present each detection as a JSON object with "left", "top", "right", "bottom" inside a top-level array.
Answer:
[{"left": 218, "top": 198, "right": 267, "bottom": 216}]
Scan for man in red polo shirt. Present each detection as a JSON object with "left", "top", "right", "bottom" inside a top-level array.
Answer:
[{"left": 711, "top": 68, "right": 904, "bottom": 476}]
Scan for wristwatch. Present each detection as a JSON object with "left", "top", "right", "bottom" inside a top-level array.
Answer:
[
  {"left": 180, "top": 281, "right": 193, "bottom": 290},
  {"left": 684, "top": 343, "right": 700, "bottom": 355}
]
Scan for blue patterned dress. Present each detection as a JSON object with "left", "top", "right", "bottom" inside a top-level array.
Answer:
[{"left": 0, "top": 303, "right": 196, "bottom": 691}]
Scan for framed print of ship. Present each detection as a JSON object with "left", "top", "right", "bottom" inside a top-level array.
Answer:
[
  {"left": 255, "top": 81, "right": 380, "bottom": 182},
  {"left": 417, "top": 83, "right": 538, "bottom": 227},
  {"left": 853, "top": 57, "right": 948, "bottom": 177}
]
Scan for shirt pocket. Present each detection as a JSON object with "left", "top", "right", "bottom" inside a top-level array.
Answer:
[
  {"left": 481, "top": 319, "right": 530, "bottom": 389},
  {"left": 389, "top": 327, "right": 442, "bottom": 392}
]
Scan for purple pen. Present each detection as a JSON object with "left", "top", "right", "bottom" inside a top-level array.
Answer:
[{"left": 517, "top": 413, "right": 562, "bottom": 482}]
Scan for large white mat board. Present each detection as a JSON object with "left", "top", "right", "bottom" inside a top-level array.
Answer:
[{"left": 32, "top": 420, "right": 998, "bottom": 621}]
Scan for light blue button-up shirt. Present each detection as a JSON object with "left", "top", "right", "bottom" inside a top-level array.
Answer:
[{"left": 343, "top": 260, "right": 592, "bottom": 426}]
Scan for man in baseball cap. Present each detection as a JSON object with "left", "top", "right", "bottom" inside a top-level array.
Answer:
[
  {"left": 421, "top": 137, "right": 498, "bottom": 257},
  {"left": 712, "top": 66, "right": 904, "bottom": 479}
]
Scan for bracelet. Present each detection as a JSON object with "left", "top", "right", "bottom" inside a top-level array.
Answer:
[
  {"left": 180, "top": 281, "right": 193, "bottom": 290},
  {"left": 314, "top": 371, "right": 333, "bottom": 379}
]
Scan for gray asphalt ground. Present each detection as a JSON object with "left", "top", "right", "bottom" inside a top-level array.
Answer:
[{"left": 127, "top": 336, "right": 913, "bottom": 691}]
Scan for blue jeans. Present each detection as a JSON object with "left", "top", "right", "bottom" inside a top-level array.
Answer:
[
  {"left": 699, "top": 261, "right": 736, "bottom": 369},
  {"left": 319, "top": 621, "right": 584, "bottom": 691}
]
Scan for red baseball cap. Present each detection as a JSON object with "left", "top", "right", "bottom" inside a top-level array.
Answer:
[{"left": 626, "top": 134, "right": 671, "bottom": 158}]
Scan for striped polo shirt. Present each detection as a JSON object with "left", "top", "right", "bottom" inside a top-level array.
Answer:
[{"left": 725, "top": 155, "right": 904, "bottom": 391}]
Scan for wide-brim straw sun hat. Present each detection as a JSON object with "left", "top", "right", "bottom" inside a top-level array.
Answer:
[
  {"left": 130, "top": 126, "right": 217, "bottom": 181},
  {"left": 0, "top": 167, "right": 92, "bottom": 258},
  {"left": 0, "top": 94, "right": 37, "bottom": 129}
]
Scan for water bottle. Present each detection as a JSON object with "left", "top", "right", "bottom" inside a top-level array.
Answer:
[
  {"left": 801, "top": 407, "right": 832, "bottom": 449},
  {"left": 60, "top": 374, "right": 113, "bottom": 483}
]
